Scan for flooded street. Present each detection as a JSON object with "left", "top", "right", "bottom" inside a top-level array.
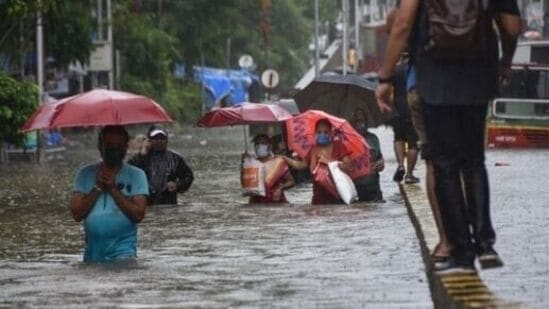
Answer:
[{"left": 0, "top": 127, "right": 432, "bottom": 308}]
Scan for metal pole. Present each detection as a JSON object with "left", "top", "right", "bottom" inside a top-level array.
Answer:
[
  {"left": 97, "top": 0, "right": 103, "bottom": 41},
  {"left": 107, "top": 0, "right": 113, "bottom": 89},
  {"left": 200, "top": 52, "right": 206, "bottom": 114},
  {"left": 227, "top": 37, "right": 231, "bottom": 70},
  {"left": 115, "top": 49, "right": 120, "bottom": 89},
  {"left": 37, "top": 7, "right": 44, "bottom": 103},
  {"left": 36, "top": 0, "right": 44, "bottom": 163},
  {"left": 78, "top": 74, "right": 84, "bottom": 93},
  {"left": 342, "top": 0, "right": 348, "bottom": 75},
  {"left": 243, "top": 125, "right": 248, "bottom": 153},
  {"left": 355, "top": 0, "right": 361, "bottom": 60},
  {"left": 314, "top": 0, "right": 320, "bottom": 76}
]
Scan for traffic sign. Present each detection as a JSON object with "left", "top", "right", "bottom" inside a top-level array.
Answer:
[
  {"left": 261, "top": 69, "right": 279, "bottom": 89},
  {"left": 238, "top": 54, "right": 254, "bottom": 69}
]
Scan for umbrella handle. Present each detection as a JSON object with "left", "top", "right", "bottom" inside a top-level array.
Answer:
[{"left": 243, "top": 125, "right": 248, "bottom": 153}]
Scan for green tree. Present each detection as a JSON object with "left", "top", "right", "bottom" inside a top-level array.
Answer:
[
  {"left": 111, "top": 0, "right": 339, "bottom": 122},
  {"left": 0, "top": 0, "right": 94, "bottom": 73},
  {"left": 0, "top": 70, "right": 38, "bottom": 146},
  {"left": 157, "top": 0, "right": 313, "bottom": 91},
  {"left": 112, "top": 0, "right": 203, "bottom": 122}
]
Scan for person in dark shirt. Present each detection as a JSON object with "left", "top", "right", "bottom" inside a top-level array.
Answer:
[
  {"left": 128, "top": 127, "right": 193, "bottom": 205},
  {"left": 350, "top": 108, "right": 385, "bottom": 202},
  {"left": 376, "top": 0, "right": 521, "bottom": 274},
  {"left": 389, "top": 60, "right": 420, "bottom": 184}
]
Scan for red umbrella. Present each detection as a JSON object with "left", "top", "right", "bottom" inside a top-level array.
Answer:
[
  {"left": 286, "top": 110, "right": 371, "bottom": 179},
  {"left": 196, "top": 102, "right": 293, "bottom": 127},
  {"left": 21, "top": 89, "right": 172, "bottom": 132}
]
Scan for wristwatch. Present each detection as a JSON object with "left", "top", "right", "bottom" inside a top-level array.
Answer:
[
  {"left": 378, "top": 76, "right": 394, "bottom": 84},
  {"left": 93, "top": 185, "right": 103, "bottom": 192}
]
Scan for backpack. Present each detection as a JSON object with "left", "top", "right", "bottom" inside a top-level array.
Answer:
[{"left": 424, "top": 0, "right": 490, "bottom": 59}]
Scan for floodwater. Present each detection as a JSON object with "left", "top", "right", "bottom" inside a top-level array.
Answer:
[{"left": 0, "top": 127, "right": 432, "bottom": 308}]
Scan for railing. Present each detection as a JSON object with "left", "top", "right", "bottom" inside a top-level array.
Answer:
[{"left": 491, "top": 98, "right": 549, "bottom": 121}]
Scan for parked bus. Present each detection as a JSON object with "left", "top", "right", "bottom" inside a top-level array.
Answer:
[{"left": 486, "top": 40, "right": 549, "bottom": 148}]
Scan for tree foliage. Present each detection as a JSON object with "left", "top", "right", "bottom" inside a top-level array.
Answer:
[
  {"left": 111, "top": 0, "right": 337, "bottom": 122},
  {"left": 0, "top": 0, "right": 94, "bottom": 69},
  {"left": 0, "top": 70, "right": 38, "bottom": 145},
  {"left": 1, "top": 0, "right": 338, "bottom": 130}
]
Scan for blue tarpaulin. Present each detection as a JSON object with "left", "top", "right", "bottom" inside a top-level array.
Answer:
[{"left": 193, "top": 66, "right": 259, "bottom": 110}]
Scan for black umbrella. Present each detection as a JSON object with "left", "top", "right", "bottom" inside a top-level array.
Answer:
[{"left": 293, "top": 74, "right": 393, "bottom": 127}]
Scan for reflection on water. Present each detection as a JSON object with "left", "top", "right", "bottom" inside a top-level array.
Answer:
[{"left": 0, "top": 127, "right": 431, "bottom": 307}]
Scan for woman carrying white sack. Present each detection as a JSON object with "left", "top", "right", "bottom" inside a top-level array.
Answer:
[
  {"left": 241, "top": 134, "right": 295, "bottom": 204},
  {"left": 283, "top": 118, "right": 356, "bottom": 205}
]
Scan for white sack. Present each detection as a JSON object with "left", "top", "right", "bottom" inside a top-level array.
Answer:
[{"left": 328, "top": 161, "right": 358, "bottom": 205}]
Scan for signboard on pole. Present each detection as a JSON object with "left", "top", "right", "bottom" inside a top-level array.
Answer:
[
  {"left": 238, "top": 54, "right": 255, "bottom": 70},
  {"left": 88, "top": 41, "right": 113, "bottom": 72},
  {"left": 261, "top": 69, "right": 279, "bottom": 89}
]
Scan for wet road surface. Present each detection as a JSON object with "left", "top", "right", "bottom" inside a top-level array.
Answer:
[
  {"left": 0, "top": 127, "right": 432, "bottom": 308},
  {"left": 480, "top": 149, "right": 549, "bottom": 308}
]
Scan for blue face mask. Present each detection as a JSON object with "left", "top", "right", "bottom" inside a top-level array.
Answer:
[
  {"left": 316, "top": 133, "right": 331, "bottom": 146},
  {"left": 255, "top": 144, "right": 270, "bottom": 158}
]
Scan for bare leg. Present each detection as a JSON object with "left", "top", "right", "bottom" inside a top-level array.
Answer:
[
  {"left": 426, "top": 160, "right": 451, "bottom": 257},
  {"left": 406, "top": 147, "right": 418, "bottom": 176},
  {"left": 393, "top": 140, "right": 406, "bottom": 182},
  {"left": 394, "top": 140, "right": 405, "bottom": 167}
]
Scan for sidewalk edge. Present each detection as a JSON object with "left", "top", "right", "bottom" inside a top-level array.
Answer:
[{"left": 399, "top": 183, "right": 528, "bottom": 309}]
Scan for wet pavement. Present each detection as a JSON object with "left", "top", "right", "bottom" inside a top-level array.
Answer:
[
  {"left": 393, "top": 129, "right": 549, "bottom": 308},
  {"left": 0, "top": 126, "right": 432, "bottom": 308},
  {"left": 480, "top": 149, "right": 549, "bottom": 308}
]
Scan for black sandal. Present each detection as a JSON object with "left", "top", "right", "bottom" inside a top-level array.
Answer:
[{"left": 430, "top": 243, "right": 450, "bottom": 263}]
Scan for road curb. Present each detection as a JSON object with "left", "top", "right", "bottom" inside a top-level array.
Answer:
[{"left": 399, "top": 183, "right": 528, "bottom": 309}]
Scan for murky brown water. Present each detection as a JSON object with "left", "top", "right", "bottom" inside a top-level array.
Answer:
[{"left": 1, "top": 126, "right": 432, "bottom": 308}]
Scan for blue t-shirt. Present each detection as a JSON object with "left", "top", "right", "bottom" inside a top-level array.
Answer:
[
  {"left": 73, "top": 163, "right": 148, "bottom": 263},
  {"left": 406, "top": 65, "right": 417, "bottom": 91}
]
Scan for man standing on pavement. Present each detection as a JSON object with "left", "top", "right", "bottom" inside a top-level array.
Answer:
[
  {"left": 376, "top": 0, "right": 521, "bottom": 273},
  {"left": 385, "top": 8, "right": 420, "bottom": 185},
  {"left": 390, "top": 58, "right": 420, "bottom": 184},
  {"left": 69, "top": 125, "right": 148, "bottom": 263},
  {"left": 128, "top": 126, "right": 194, "bottom": 205}
]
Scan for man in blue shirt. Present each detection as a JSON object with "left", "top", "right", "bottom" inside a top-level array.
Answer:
[{"left": 69, "top": 125, "right": 148, "bottom": 263}]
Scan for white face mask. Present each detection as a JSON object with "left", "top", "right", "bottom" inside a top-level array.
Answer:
[{"left": 255, "top": 144, "right": 270, "bottom": 158}]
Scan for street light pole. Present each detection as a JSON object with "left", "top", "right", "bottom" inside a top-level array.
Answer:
[
  {"left": 37, "top": 3, "right": 44, "bottom": 103},
  {"left": 342, "top": 0, "right": 348, "bottom": 75},
  {"left": 107, "top": 0, "right": 113, "bottom": 89},
  {"left": 314, "top": 0, "right": 320, "bottom": 76},
  {"left": 97, "top": 0, "right": 103, "bottom": 41},
  {"left": 36, "top": 0, "right": 44, "bottom": 163},
  {"left": 354, "top": 0, "right": 361, "bottom": 60}
]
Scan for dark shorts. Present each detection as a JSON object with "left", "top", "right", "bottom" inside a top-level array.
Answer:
[
  {"left": 356, "top": 184, "right": 383, "bottom": 202},
  {"left": 391, "top": 117, "right": 419, "bottom": 149}
]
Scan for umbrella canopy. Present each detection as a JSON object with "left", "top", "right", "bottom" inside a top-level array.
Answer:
[
  {"left": 196, "top": 102, "right": 293, "bottom": 127},
  {"left": 265, "top": 99, "right": 300, "bottom": 115},
  {"left": 286, "top": 110, "right": 371, "bottom": 179},
  {"left": 294, "top": 74, "right": 392, "bottom": 127},
  {"left": 21, "top": 89, "right": 172, "bottom": 132}
]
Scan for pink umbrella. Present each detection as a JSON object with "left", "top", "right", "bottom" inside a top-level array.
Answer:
[
  {"left": 286, "top": 110, "right": 371, "bottom": 179},
  {"left": 196, "top": 102, "right": 293, "bottom": 127},
  {"left": 22, "top": 89, "right": 172, "bottom": 131},
  {"left": 197, "top": 102, "right": 293, "bottom": 152}
]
